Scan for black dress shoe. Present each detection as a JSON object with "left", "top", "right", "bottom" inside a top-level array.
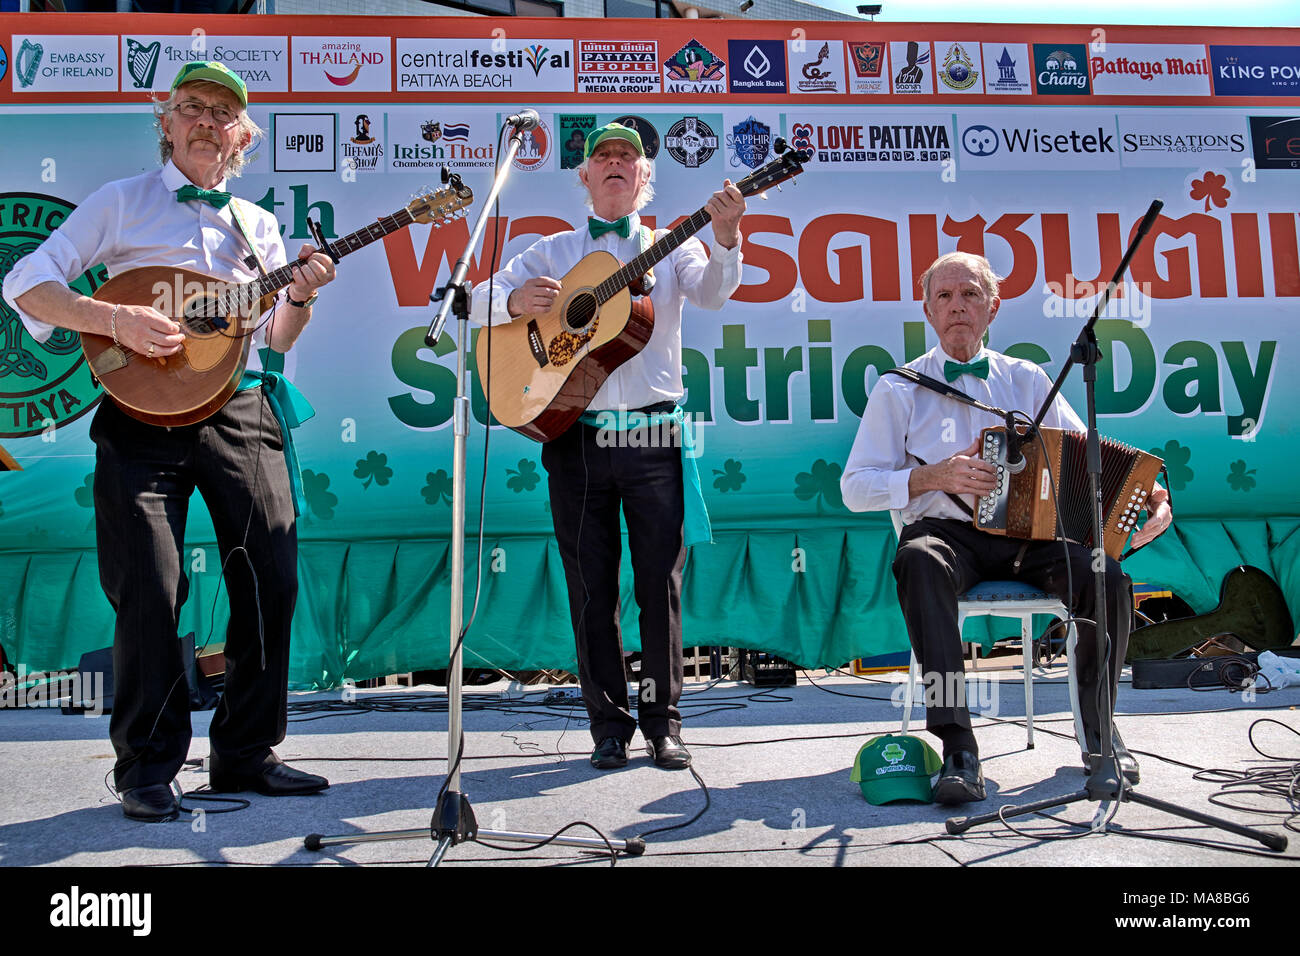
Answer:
[
  {"left": 209, "top": 752, "right": 329, "bottom": 796},
  {"left": 646, "top": 735, "right": 691, "bottom": 770},
  {"left": 1083, "top": 727, "right": 1140, "bottom": 785},
  {"left": 932, "top": 751, "right": 986, "bottom": 805},
  {"left": 590, "top": 736, "right": 628, "bottom": 769},
  {"left": 121, "top": 783, "right": 180, "bottom": 823}
]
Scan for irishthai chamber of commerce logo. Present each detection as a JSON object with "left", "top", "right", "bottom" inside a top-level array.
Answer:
[
  {"left": 0, "top": 193, "right": 104, "bottom": 438},
  {"left": 124, "top": 38, "right": 161, "bottom": 89},
  {"left": 1033, "top": 44, "right": 1092, "bottom": 95}
]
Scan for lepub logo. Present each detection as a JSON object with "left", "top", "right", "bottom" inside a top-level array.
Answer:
[{"left": 0, "top": 193, "right": 104, "bottom": 438}]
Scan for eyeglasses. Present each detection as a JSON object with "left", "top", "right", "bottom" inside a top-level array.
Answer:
[{"left": 172, "top": 101, "right": 239, "bottom": 127}]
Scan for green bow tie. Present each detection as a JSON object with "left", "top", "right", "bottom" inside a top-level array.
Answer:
[
  {"left": 943, "top": 357, "right": 990, "bottom": 382},
  {"left": 588, "top": 216, "right": 631, "bottom": 240},
  {"left": 176, "top": 184, "right": 232, "bottom": 209}
]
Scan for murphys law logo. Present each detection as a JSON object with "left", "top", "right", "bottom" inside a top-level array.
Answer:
[
  {"left": 1, "top": 193, "right": 104, "bottom": 437},
  {"left": 559, "top": 113, "right": 596, "bottom": 169},
  {"left": 1033, "top": 44, "right": 1091, "bottom": 95},
  {"left": 124, "top": 38, "right": 161, "bottom": 89},
  {"left": 663, "top": 38, "right": 726, "bottom": 94}
]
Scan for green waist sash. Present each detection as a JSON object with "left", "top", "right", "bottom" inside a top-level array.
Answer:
[
  {"left": 237, "top": 370, "right": 316, "bottom": 517},
  {"left": 578, "top": 405, "right": 712, "bottom": 547}
]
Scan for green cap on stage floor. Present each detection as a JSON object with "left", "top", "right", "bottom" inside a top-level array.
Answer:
[{"left": 850, "top": 734, "right": 942, "bottom": 805}]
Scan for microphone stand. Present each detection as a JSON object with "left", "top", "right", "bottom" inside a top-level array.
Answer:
[
  {"left": 946, "top": 200, "right": 1285, "bottom": 852},
  {"left": 304, "top": 120, "right": 645, "bottom": 865}
]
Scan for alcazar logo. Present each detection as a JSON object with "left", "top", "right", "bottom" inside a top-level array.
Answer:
[{"left": 0, "top": 193, "right": 104, "bottom": 438}]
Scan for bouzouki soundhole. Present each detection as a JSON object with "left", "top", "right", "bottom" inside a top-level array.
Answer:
[{"left": 182, "top": 294, "right": 229, "bottom": 336}]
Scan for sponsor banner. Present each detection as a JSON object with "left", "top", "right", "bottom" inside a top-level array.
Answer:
[
  {"left": 0, "top": 43, "right": 8, "bottom": 85},
  {"left": 507, "top": 113, "right": 555, "bottom": 172},
  {"left": 11, "top": 35, "right": 117, "bottom": 93},
  {"left": 558, "top": 112, "right": 596, "bottom": 169},
  {"left": 981, "top": 42, "right": 1032, "bottom": 95},
  {"left": 1211, "top": 46, "right": 1300, "bottom": 97},
  {"left": 293, "top": 36, "right": 390, "bottom": 93},
  {"left": 1089, "top": 43, "right": 1210, "bottom": 96},
  {"left": 788, "top": 39, "right": 846, "bottom": 95},
  {"left": 786, "top": 112, "right": 954, "bottom": 169},
  {"left": 723, "top": 109, "right": 781, "bottom": 170},
  {"left": 577, "top": 39, "right": 661, "bottom": 95},
  {"left": 727, "top": 40, "right": 787, "bottom": 95},
  {"left": 612, "top": 113, "right": 662, "bottom": 160},
  {"left": 387, "top": 107, "right": 498, "bottom": 172},
  {"left": 120, "top": 35, "right": 288, "bottom": 94},
  {"left": 1249, "top": 115, "right": 1300, "bottom": 170},
  {"left": 959, "top": 110, "right": 1120, "bottom": 170},
  {"left": 662, "top": 37, "right": 726, "bottom": 95},
  {"left": 1033, "top": 44, "right": 1092, "bottom": 96},
  {"left": 341, "top": 111, "right": 385, "bottom": 174},
  {"left": 1118, "top": 112, "right": 1246, "bottom": 167},
  {"left": 889, "top": 40, "right": 933, "bottom": 95},
  {"left": 274, "top": 112, "right": 336, "bottom": 172},
  {"left": 663, "top": 114, "right": 721, "bottom": 169},
  {"left": 397, "top": 38, "right": 574, "bottom": 93},
  {"left": 934, "top": 41, "right": 984, "bottom": 94},
  {"left": 846, "top": 41, "right": 888, "bottom": 95}
]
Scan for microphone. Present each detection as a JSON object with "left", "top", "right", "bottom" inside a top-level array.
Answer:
[
  {"left": 1000, "top": 412, "right": 1028, "bottom": 474},
  {"left": 504, "top": 109, "right": 540, "bottom": 131}
]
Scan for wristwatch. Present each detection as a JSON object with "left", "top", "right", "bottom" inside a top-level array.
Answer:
[{"left": 285, "top": 290, "right": 318, "bottom": 309}]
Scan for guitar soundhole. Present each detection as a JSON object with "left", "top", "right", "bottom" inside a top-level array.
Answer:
[
  {"left": 183, "top": 295, "right": 230, "bottom": 336},
  {"left": 564, "top": 291, "right": 598, "bottom": 332}
]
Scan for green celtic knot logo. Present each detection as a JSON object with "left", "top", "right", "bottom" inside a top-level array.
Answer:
[{"left": 0, "top": 193, "right": 104, "bottom": 438}]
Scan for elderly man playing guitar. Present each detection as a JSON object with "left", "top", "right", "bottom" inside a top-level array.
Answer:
[
  {"left": 471, "top": 122, "right": 746, "bottom": 771},
  {"left": 3, "top": 62, "right": 335, "bottom": 821}
]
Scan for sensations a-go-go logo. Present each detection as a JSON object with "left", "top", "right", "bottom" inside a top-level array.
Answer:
[{"left": 0, "top": 193, "right": 104, "bottom": 438}]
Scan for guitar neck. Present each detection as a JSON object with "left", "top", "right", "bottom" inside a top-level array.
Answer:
[{"left": 594, "top": 206, "right": 713, "bottom": 305}]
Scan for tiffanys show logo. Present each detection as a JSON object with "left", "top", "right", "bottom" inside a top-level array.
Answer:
[
  {"left": 397, "top": 39, "right": 574, "bottom": 92},
  {"left": 293, "top": 37, "right": 390, "bottom": 92},
  {"left": 1033, "top": 44, "right": 1091, "bottom": 95},
  {"left": 663, "top": 39, "right": 726, "bottom": 94},
  {"left": 0, "top": 194, "right": 104, "bottom": 438},
  {"left": 343, "top": 113, "right": 384, "bottom": 173},
  {"left": 578, "top": 40, "right": 661, "bottom": 94},
  {"left": 391, "top": 118, "right": 495, "bottom": 171}
]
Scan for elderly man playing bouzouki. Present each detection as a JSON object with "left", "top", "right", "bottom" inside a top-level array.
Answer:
[
  {"left": 4, "top": 62, "right": 335, "bottom": 821},
  {"left": 471, "top": 122, "right": 746, "bottom": 772}
]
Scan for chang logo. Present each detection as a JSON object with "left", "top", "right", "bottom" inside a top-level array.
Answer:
[
  {"left": 1033, "top": 44, "right": 1091, "bottom": 94},
  {"left": 962, "top": 124, "right": 998, "bottom": 156},
  {"left": 0, "top": 193, "right": 104, "bottom": 438}
]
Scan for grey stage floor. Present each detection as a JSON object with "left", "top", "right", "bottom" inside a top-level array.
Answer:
[{"left": 1, "top": 663, "right": 1297, "bottom": 868}]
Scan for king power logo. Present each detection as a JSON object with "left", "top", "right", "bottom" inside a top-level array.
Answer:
[{"left": 0, "top": 193, "right": 103, "bottom": 438}]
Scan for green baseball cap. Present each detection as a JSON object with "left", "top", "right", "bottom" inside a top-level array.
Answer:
[
  {"left": 584, "top": 121, "right": 644, "bottom": 159},
  {"left": 850, "top": 734, "right": 943, "bottom": 805},
  {"left": 170, "top": 61, "right": 248, "bottom": 107}
]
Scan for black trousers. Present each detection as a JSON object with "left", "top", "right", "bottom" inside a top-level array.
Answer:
[
  {"left": 90, "top": 389, "right": 298, "bottom": 790},
  {"left": 541, "top": 420, "right": 686, "bottom": 743},
  {"left": 893, "top": 517, "right": 1131, "bottom": 748}
]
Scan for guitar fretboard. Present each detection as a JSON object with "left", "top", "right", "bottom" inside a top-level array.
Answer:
[{"left": 593, "top": 207, "right": 713, "bottom": 305}]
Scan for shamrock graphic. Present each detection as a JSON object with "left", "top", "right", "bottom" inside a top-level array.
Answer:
[
  {"left": 506, "top": 459, "right": 541, "bottom": 493},
  {"left": 421, "top": 469, "right": 453, "bottom": 506},
  {"left": 301, "top": 469, "right": 338, "bottom": 520},
  {"left": 1150, "top": 440, "right": 1193, "bottom": 491},
  {"left": 354, "top": 451, "right": 393, "bottom": 489},
  {"left": 794, "top": 459, "right": 845, "bottom": 513},
  {"left": 882, "top": 742, "right": 906, "bottom": 763},
  {"left": 1227, "top": 460, "right": 1257, "bottom": 492},
  {"left": 73, "top": 473, "right": 95, "bottom": 509},
  {"left": 712, "top": 458, "right": 746, "bottom": 492},
  {"left": 1189, "top": 171, "right": 1230, "bottom": 212}
]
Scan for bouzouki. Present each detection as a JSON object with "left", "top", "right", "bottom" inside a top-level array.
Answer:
[
  {"left": 477, "top": 148, "right": 809, "bottom": 443},
  {"left": 81, "top": 181, "right": 474, "bottom": 427}
]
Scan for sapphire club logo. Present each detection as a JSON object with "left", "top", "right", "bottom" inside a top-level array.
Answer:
[
  {"left": 663, "top": 39, "right": 726, "bottom": 94},
  {"left": 728, "top": 116, "right": 772, "bottom": 169},
  {"left": 1033, "top": 44, "right": 1092, "bottom": 95}
]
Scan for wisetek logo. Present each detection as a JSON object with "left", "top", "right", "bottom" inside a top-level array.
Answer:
[
  {"left": 1249, "top": 116, "right": 1300, "bottom": 170},
  {"left": 1212, "top": 46, "right": 1300, "bottom": 97},
  {"left": 959, "top": 116, "right": 1118, "bottom": 170},
  {"left": 1033, "top": 44, "right": 1091, "bottom": 95},
  {"left": 727, "top": 40, "right": 787, "bottom": 94}
]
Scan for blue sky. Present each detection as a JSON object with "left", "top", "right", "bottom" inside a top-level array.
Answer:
[{"left": 820, "top": 0, "right": 1300, "bottom": 26}]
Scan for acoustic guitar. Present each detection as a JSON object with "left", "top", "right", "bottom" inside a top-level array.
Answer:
[
  {"left": 1126, "top": 565, "right": 1295, "bottom": 661},
  {"left": 476, "top": 148, "right": 809, "bottom": 443},
  {"left": 81, "top": 182, "right": 474, "bottom": 427}
]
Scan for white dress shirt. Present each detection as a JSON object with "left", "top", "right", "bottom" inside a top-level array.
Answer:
[
  {"left": 469, "top": 212, "right": 742, "bottom": 410},
  {"left": 841, "top": 345, "right": 1086, "bottom": 524},
  {"left": 3, "top": 160, "right": 289, "bottom": 374}
]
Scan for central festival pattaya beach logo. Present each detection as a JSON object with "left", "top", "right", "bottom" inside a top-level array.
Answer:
[{"left": 0, "top": 193, "right": 104, "bottom": 438}]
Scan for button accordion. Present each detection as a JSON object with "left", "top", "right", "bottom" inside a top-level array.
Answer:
[{"left": 973, "top": 426, "right": 1164, "bottom": 560}]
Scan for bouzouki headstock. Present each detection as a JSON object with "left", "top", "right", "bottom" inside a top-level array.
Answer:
[
  {"left": 734, "top": 146, "right": 810, "bottom": 199},
  {"left": 407, "top": 180, "right": 475, "bottom": 225}
]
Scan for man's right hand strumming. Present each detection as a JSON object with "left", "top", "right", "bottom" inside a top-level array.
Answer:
[
  {"left": 506, "top": 276, "right": 563, "bottom": 318},
  {"left": 112, "top": 302, "right": 185, "bottom": 358}
]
